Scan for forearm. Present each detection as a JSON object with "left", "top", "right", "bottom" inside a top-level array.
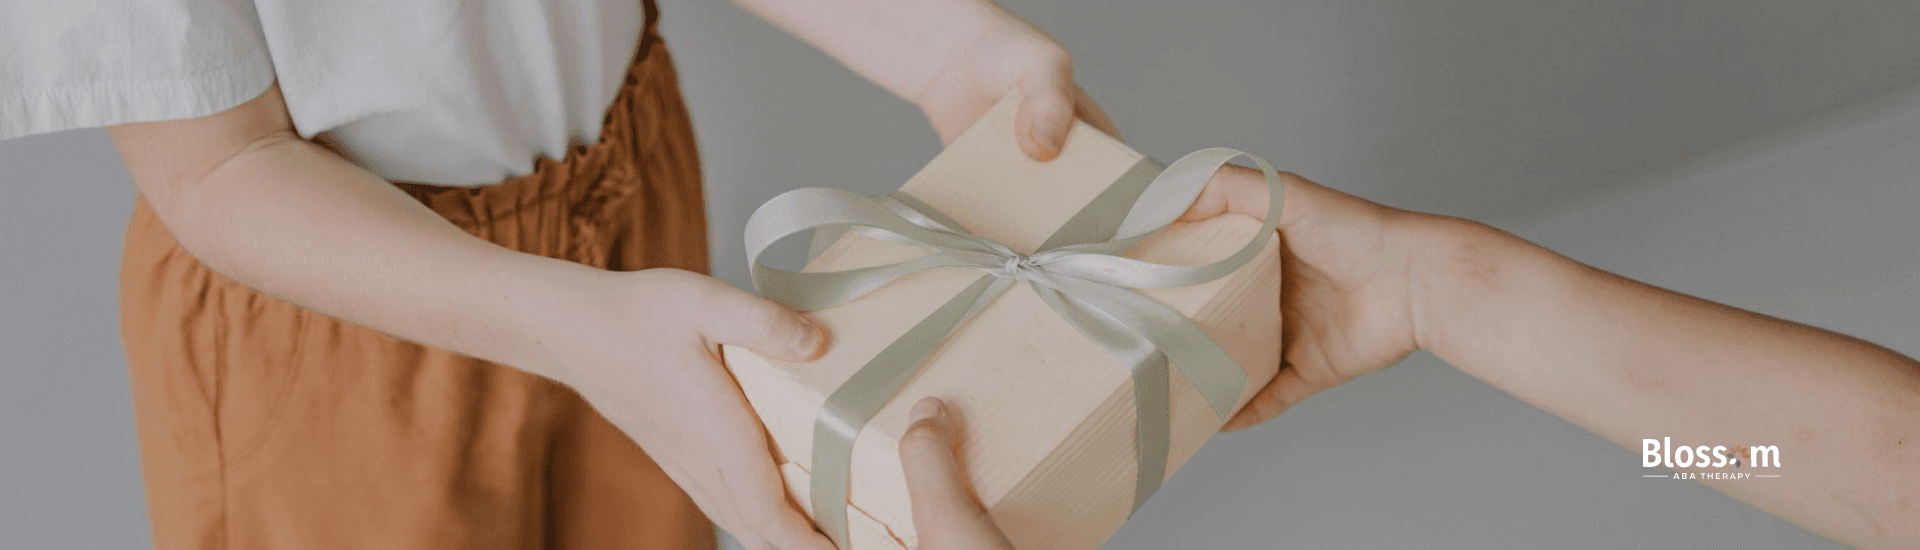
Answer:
[
  {"left": 121, "top": 131, "right": 599, "bottom": 380},
  {"left": 1411, "top": 218, "right": 1920, "bottom": 547},
  {"left": 730, "top": 0, "right": 1003, "bottom": 104}
]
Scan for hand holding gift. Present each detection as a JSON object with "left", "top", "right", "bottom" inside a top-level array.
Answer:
[
  {"left": 909, "top": 5, "right": 1121, "bottom": 160},
  {"left": 544, "top": 268, "right": 839, "bottom": 550},
  {"left": 1174, "top": 162, "right": 1427, "bottom": 431},
  {"left": 735, "top": 0, "right": 1117, "bottom": 162}
]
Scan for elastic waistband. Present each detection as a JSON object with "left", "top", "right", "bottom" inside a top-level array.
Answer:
[{"left": 392, "top": 21, "right": 670, "bottom": 235}]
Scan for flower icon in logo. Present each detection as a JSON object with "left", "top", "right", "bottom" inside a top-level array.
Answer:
[{"left": 1730, "top": 445, "right": 1750, "bottom": 467}]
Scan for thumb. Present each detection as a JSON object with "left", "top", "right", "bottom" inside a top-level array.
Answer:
[
  {"left": 1015, "top": 63, "right": 1076, "bottom": 161},
  {"left": 696, "top": 282, "right": 827, "bottom": 363},
  {"left": 900, "top": 398, "right": 1013, "bottom": 549},
  {"left": 1220, "top": 366, "right": 1326, "bottom": 431},
  {"left": 1179, "top": 164, "right": 1341, "bottom": 240},
  {"left": 901, "top": 398, "right": 972, "bottom": 516}
]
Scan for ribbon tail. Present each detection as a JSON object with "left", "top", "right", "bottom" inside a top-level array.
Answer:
[
  {"left": 1131, "top": 354, "right": 1170, "bottom": 513},
  {"left": 1041, "top": 276, "right": 1247, "bottom": 420},
  {"left": 876, "top": 193, "right": 972, "bottom": 235},
  {"left": 811, "top": 274, "right": 1013, "bottom": 548},
  {"left": 1036, "top": 158, "right": 1165, "bottom": 250},
  {"left": 1028, "top": 285, "right": 1171, "bottom": 514}
]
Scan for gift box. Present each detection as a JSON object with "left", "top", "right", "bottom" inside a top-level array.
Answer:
[{"left": 721, "top": 94, "right": 1283, "bottom": 550}]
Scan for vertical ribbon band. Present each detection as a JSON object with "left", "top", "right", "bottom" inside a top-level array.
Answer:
[{"left": 744, "top": 148, "right": 1286, "bottom": 548}]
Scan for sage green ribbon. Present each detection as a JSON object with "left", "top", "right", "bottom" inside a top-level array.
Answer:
[{"left": 745, "top": 148, "right": 1284, "bottom": 548}]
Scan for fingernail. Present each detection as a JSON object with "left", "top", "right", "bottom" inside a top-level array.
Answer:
[
  {"left": 793, "top": 318, "right": 824, "bottom": 357},
  {"left": 1029, "top": 134, "right": 1062, "bottom": 161},
  {"left": 1043, "top": 120, "right": 1069, "bottom": 148},
  {"left": 910, "top": 397, "right": 945, "bottom": 422}
]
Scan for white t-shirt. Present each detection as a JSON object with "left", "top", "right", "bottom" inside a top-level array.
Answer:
[{"left": 1, "top": 0, "right": 647, "bottom": 187}]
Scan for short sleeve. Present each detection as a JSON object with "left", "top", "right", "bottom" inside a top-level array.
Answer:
[{"left": 0, "top": 0, "right": 276, "bottom": 140}]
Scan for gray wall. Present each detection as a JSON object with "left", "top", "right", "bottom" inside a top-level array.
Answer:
[
  {"left": 5, "top": 0, "right": 1920, "bottom": 548},
  {"left": 665, "top": 0, "right": 1920, "bottom": 288},
  {"left": 0, "top": 130, "right": 143, "bottom": 548}
]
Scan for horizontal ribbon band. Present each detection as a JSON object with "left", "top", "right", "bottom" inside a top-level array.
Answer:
[{"left": 745, "top": 148, "right": 1285, "bottom": 548}]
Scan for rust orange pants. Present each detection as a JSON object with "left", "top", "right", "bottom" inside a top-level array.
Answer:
[{"left": 117, "top": 14, "right": 715, "bottom": 550}]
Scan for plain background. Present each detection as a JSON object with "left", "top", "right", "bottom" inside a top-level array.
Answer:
[{"left": 3, "top": 0, "right": 1918, "bottom": 548}]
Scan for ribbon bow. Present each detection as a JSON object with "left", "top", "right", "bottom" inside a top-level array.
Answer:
[{"left": 746, "top": 148, "right": 1284, "bottom": 548}]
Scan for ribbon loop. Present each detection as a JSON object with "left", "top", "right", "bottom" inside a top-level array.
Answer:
[{"left": 744, "top": 149, "right": 1286, "bottom": 549}]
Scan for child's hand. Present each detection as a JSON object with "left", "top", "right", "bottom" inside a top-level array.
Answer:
[
  {"left": 546, "top": 268, "right": 836, "bottom": 550},
  {"left": 915, "top": 10, "right": 1119, "bottom": 161},
  {"left": 900, "top": 397, "right": 1017, "bottom": 550},
  {"left": 731, "top": 0, "right": 1111, "bottom": 162}
]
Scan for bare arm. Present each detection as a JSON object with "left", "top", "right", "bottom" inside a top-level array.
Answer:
[
  {"left": 109, "top": 84, "right": 592, "bottom": 373},
  {"left": 727, "top": 0, "right": 998, "bottom": 104},
  {"left": 1413, "top": 218, "right": 1920, "bottom": 547}
]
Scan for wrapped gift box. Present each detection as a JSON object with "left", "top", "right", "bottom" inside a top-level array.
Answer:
[{"left": 721, "top": 95, "right": 1282, "bottom": 550}]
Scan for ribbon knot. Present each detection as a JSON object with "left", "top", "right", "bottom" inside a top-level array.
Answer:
[
  {"left": 744, "top": 148, "right": 1285, "bottom": 549},
  {"left": 998, "top": 253, "right": 1043, "bottom": 278}
]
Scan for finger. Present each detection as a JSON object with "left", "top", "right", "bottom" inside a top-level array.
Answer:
[
  {"left": 900, "top": 398, "right": 1004, "bottom": 541},
  {"left": 1221, "top": 365, "right": 1326, "bottom": 431},
  {"left": 1179, "top": 165, "right": 1338, "bottom": 237},
  {"left": 694, "top": 279, "right": 828, "bottom": 362},
  {"left": 1014, "top": 57, "right": 1076, "bottom": 161},
  {"left": 1071, "top": 83, "right": 1121, "bottom": 140},
  {"left": 752, "top": 509, "right": 838, "bottom": 550},
  {"left": 718, "top": 447, "right": 838, "bottom": 550},
  {"left": 753, "top": 471, "right": 838, "bottom": 550},
  {"left": 901, "top": 398, "right": 973, "bottom": 514},
  {"left": 1180, "top": 164, "right": 1271, "bottom": 222}
]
